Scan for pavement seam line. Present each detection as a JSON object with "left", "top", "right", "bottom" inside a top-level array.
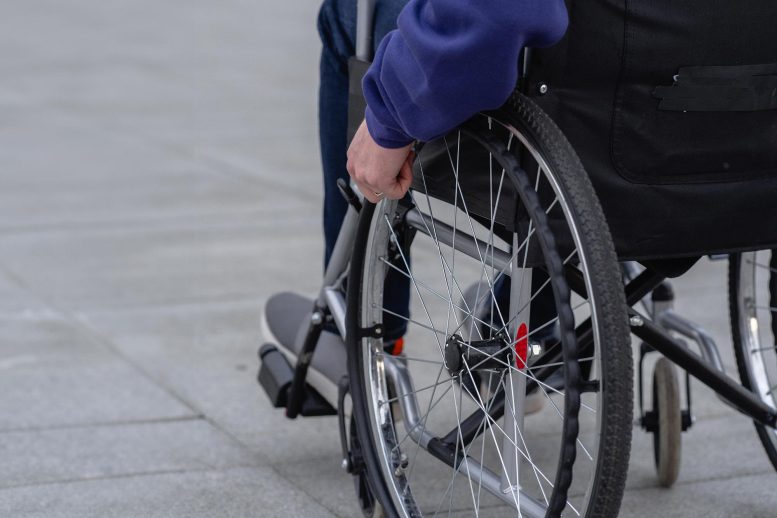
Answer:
[
  {"left": 0, "top": 264, "right": 347, "bottom": 515},
  {"left": 625, "top": 467, "right": 777, "bottom": 492},
  {"left": 0, "top": 414, "right": 206, "bottom": 434},
  {"left": 0, "top": 262, "right": 269, "bottom": 460},
  {"left": 44, "top": 101, "right": 321, "bottom": 202}
]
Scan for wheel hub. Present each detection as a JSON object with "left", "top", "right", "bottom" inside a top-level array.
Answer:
[{"left": 443, "top": 333, "right": 513, "bottom": 376}]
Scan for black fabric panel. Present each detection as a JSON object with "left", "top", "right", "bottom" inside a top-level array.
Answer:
[
  {"left": 653, "top": 63, "right": 777, "bottom": 112},
  {"left": 610, "top": 0, "right": 777, "bottom": 184},
  {"left": 410, "top": 126, "right": 553, "bottom": 267},
  {"left": 640, "top": 257, "right": 700, "bottom": 279},
  {"left": 411, "top": 129, "right": 520, "bottom": 235},
  {"left": 526, "top": 0, "right": 777, "bottom": 259},
  {"left": 347, "top": 58, "right": 371, "bottom": 145}
]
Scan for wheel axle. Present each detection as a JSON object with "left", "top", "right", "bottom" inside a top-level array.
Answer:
[{"left": 444, "top": 333, "right": 513, "bottom": 376}]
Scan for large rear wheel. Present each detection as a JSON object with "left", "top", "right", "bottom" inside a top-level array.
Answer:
[
  {"left": 729, "top": 250, "right": 777, "bottom": 470},
  {"left": 347, "top": 94, "right": 632, "bottom": 517}
]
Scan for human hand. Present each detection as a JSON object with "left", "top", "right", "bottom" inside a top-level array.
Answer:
[{"left": 346, "top": 120, "right": 414, "bottom": 204}]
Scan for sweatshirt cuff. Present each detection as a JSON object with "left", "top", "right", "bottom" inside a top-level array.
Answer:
[{"left": 365, "top": 106, "right": 414, "bottom": 149}]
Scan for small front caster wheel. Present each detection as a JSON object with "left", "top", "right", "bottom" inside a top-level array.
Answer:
[{"left": 652, "top": 357, "right": 682, "bottom": 487}]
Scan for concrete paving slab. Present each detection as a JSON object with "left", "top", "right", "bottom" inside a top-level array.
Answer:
[
  {"left": 84, "top": 67, "right": 319, "bottom": 135},
  {"left": 78, "top": 298, "right": 343, "bottom": 465},
  {"left": 0, "top": 314, "right": 194, "bottom": 430},
  {"left": 274, "top": 453, "right": 363, "bottom": 518},
  {"left": 626, "top": 414, "right": 773, "bottom": 489},
  {"left": 0, "top": 419, "right": 258, "bottom": 489},
  {"left": 0, "top": 216, "right": 322, "bottom": 311},
  {"left": 1, "top": 0, "right": 774, "bottom": 516},
  {"left": 0, "top": 110, "right": 313, "bottom": 232},
  {"left": 0, "top": 1, "right": 319, "bottom": 70},
  {"left": 0, "top": 466, "right": 337, "bottom": 518},
  {"left": 620, "top": 471, "right": 777, "bottom": 518},
  {"left": 0, "top": 270, "right": 44, "bottom": 316},
  {"left": 668, "top": 258, "right": 736, "bottom": 368},
  {"left": 0, "top": 0, "right": 320, "bottom": 143},
  {"left": 175, "top": 132, "right": 323, "bottom": 198}
]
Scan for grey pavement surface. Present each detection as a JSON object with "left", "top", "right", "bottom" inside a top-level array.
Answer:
[{"left": 0, "top": 1, "right": 774, "bottom": 517}]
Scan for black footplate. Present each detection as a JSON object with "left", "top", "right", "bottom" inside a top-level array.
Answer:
[{"left": 257, "top": 344, "right": 337, "bottom": 417}]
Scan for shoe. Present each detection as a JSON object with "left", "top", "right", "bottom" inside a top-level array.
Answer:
[{"left": 261, "top": 292, "right": 347, "bottom": 406}]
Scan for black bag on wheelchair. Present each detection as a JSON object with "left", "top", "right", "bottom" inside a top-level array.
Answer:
[
  {"left": 414, "top": 0, "right": 777, "bottom": 262},
  {"left": 523, "top": 0, "right": 777, "bottom": 260}
]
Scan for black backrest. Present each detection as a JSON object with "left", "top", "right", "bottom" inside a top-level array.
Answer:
[{"left": 526, "top": 0, "right": 777, "bottom": 259}]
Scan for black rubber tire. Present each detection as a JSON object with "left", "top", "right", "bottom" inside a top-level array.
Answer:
[
  {"left": 346, "top": 200, "right": 400, "bottom": 518},
  {"left": 347, "top": 92, "right": 632, "bottom": 517},
  {"left": 652, "top": 357, "right": 682, "bottom": 487},
  {"left": 728, "top": 252, "right": 777, "bottom": 471},
  {"left": 500, "top": 93, "right": 633, "bottom": 518},
  {"left": 350, "top": 416, "right": 381, "bottom": 517}
]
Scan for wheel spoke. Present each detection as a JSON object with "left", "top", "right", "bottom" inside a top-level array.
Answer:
[
  {"left": 443, "top": 135, "right": 508, "bottom": 331},
  {"left": 380, "top": 257, "right": 500, "bottom": 336},
  {"left": 461, "top": 370, "right": 555, "bottom": 490},
  {"left": 398, "top": 364, "right": 450, "bottom": 491},
  {"left": 381, "top": 375, "right": 456, "bottom": 407},
  {"left": 354, "top": 114, "right": 620, "bottom": 517},
  {"left": 383, "top": 215, "right": 446, "bottom": 355},
  {"left": 747, "top": 259, "right": 777, "bottom": 275},
  {"left": 381, "top": 307, "right": 447, "bottom": 337}
]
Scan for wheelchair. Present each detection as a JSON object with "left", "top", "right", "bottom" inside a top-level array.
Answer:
[{"left": 258, "top": 1, "right": 777, "bottom": 516}]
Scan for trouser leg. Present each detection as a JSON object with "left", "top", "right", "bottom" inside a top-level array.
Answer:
[{"left": 317, "top": 0, "right": 409, "bottom": 340}]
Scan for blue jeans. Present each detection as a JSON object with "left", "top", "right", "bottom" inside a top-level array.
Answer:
[
  {"left": 316, "top": 1, "right": 550, "bottom": 341},
  {"left": 317, "top": 0, "right": 409, "bottom": 340}
]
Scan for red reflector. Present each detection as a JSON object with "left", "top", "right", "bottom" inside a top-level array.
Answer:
[
  {"left": 391, "top": 337, "right": 404, "bottom": 356},
  {"left": 515, "top": 323, "right": 528, "bottom": 369}
]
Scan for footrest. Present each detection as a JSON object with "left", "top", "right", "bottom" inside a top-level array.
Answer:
[
  {"left": 257, "top": 344, "right": 337, "bottom": 417},
  {"left": 258, "top": 344, "right": 294, "bottom": 408}
]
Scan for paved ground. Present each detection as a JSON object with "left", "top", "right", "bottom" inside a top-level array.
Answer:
[{"left": 0, "top": 2, "right": 775, "bottom": 517}]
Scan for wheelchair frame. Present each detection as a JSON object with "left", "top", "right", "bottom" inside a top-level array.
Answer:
[
  {"left": 343, "top": 0, "right": 777, "bottom": 431},
  {"left": 621, "top": 267, "right": 776, "bottom": 429},
  {"left": 259, "top": 0, "right": 777, "bottom": 514}
]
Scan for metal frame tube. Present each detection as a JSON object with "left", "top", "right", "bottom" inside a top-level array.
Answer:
[
  {"left": 323, "top": 287, "right": 348, "bottom": 338},
  {"left": 382, "top": 357, "right": 546, "bottom": 517},
  {"left": 629, "top": 309, "right": 777, "bottom": 428},
  {"left": 406, "top": 208, "right": 512, "bottom": 271},
  {"left": 383, "top": 356, "right": 435, "bottom": 448},
  {"left": 355, "top": 0, "right": 376, "bottom": 60},
  {"left": 320, "top": 207, "right": 359, "bottom": 299},
  {"left": 657, "top": 310, "right": 725, "bottom": 373},
  {"left": 502, "top": 239, "right": 532, "bottom": 495}
]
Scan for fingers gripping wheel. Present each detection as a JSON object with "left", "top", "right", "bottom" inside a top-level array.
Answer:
[{"left": 346, "top": 93, "right": 632, "bottom": 517}]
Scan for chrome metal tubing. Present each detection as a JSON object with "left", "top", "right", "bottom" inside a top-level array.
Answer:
[
  {"left": 657, "top": 310, "right": 725, "bottom": 373},
  {"left": 355, "top": 0, "right": 376, "bottom": 60},
  {"left": 320, "top": 206, "right": 359, "bottom": 303},
  {"left": 455, "top": 461, "right": 546, "bottom": 517},
  {"left": 629, "top": 309, "right": 777, "bottom": 428},
  {"left": 405, "top": 208, "right": 511, "bottom": 272},
  {"left": 323, "top": 287, "right": 347, "bottom": 339},
  {"left": 382, "top": 356, "right": 547, "bottom": 516},
  {"left": 382, "top": 356, "right": 435, "bottom": 449},
  {"left": 656, "top": 309, "right": 734, "bottom": 408}
]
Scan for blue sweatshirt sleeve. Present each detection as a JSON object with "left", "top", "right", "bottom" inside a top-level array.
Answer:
[{"left": 362, "top": 0, "right": 568, "bottom": 148}]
